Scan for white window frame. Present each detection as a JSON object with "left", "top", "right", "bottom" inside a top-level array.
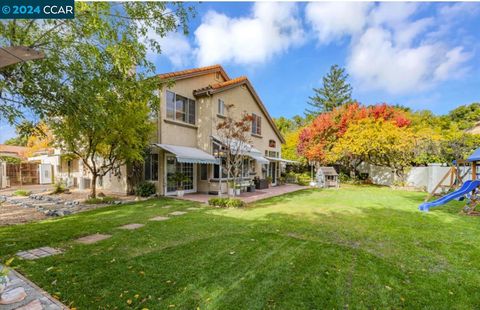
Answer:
[
  {"left": 166, "top": 90, "right": 196, "bottom": 125},
  {"left": 164, "top": 154, "right": 197, "bottom": 195},
  {"left": 252, "top": 113, "right": 262, "bottom": 135},
  {"left": 218, "top": 99, "right": 225, "bottom": 116}
]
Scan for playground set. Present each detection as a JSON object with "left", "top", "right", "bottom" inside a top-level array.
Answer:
[{"left": 419, "top": 147, "right": 480, "bottom": 213}]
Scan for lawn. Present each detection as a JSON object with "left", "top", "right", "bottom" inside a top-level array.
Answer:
[{"left": 1, "top": 185, "right": 480, "bottom": 309}]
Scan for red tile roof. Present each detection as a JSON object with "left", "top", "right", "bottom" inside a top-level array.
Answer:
[
  {"left": 157, "top": 65, "right": 229, "bottom": 81},
  {"left": 0, "top": 144, "right": 28, "bottom": 159},
  {"left": 211, "top": 76, "right": 247, "bottom": 89}
]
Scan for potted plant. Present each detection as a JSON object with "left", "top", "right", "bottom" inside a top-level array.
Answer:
[
  {"left": 0, "top": 258, "right": 13, "bottom": 294},
  {"left": 228, "top": 181, "right": 235, "bottom": 196},
  {"left": 169, "top": 172, "right": 190, "bottom": 197},
  {"left": 235, "top": 183, "right": 241, "bottom": 196}
]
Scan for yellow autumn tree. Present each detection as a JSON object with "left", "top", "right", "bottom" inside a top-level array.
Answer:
[
  {"left": 329, "top": 118, "right": 416, "bottom": 177},
  {"left": 25, "top": 122, "right": 54, "bottom": 157},
  {"left": 282, "top": 130, "right": 307, "bottom": 163}
]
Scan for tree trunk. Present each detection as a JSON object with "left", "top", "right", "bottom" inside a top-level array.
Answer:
[{"left": 91, "top": 173, "right": 97, "bottom": 198}]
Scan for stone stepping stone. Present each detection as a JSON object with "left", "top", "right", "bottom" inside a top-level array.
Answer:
[
  {"left": 76, "top": 233, "right": 111, "bottom": 244},
  {"left": 118, "top": 223, "right": 145, "bottom": 230},
  {"left": 0, "top": 287, "right": 26, "bottom": 305},
  {"left": 149, "top": 216, "right": 169, "bottom": 221},
  {"left": 17, "top": 247, "right": 62, "bottom": 260},
  {"left": 169, "top": 211, "right": 187, "bottom": 216},
  {"left": 15, "top": 299, "right": 42, "bottom": 310},
  {"left": 187, "top": 207, "right": 201, "bottom": 211}
]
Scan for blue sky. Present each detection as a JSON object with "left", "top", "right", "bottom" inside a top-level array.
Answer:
[
  {"left": 1, "top": 2, "right": 480, "bottom": 143},
  {"left": 152, "top": 2, "right": 480, "bottom": 117}
]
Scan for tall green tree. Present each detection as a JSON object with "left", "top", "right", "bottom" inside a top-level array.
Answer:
[
  {"left": 306, "top": 64, "right": 353, "bottom": 116},
  {"left": 0, "top": 3, "right": 193, "bottom": 197},
  {"left": 0, "top": 2, "right": 193, "bottom": 123},
  {"left": 448, "top": 103, "right": 480, "bottom": 130},
  {"left": 50, "top": 76, "right": 155, "bottom": 198}
]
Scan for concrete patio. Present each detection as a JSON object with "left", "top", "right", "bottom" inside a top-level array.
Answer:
[{"left": 177, "top": 184, "right": 308, "bottom": 204}]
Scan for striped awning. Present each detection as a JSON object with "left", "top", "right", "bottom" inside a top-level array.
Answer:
[
  {"left": 248, "top": 151, "right": 269, "bottom": 164},
  {"left": 265, "top": 157, "right": 299, "bottom": 164},
  {"left": 153, "top": 144, "right": 219, "bottom": 164},
  {"left": 211, "top": 136, "right": 269, "bottom": 164}
]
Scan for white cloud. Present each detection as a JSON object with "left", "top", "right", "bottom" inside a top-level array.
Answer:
[
  {"left": 155, "top": 32, "right": 192, "bottom": 68},
  {"left": 348, "top": 27, "right": 435, "bottom": 93},
  {"left": 433, "top": 47, "right": 471, "bottom": 81},
  {"left": 194, "top": 2, "right": 304, "bottom": 66},
  {"left": 137, "top": 11, "right": 193, "bottom": 68},
  {"left": 305, "top": 2, "right": 372, "bottom": 44},
  {"left": 438, "top": 2, "right": 480, "bottom": 21},
  {"left": 305, "top": 2, "right": 472, "bottom": 94}
]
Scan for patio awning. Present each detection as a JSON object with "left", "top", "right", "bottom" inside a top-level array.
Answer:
[
  {"left": 153, "top": 144, "right": 219, "bottom": 164},
  {"left": 247, "top": 151, "right": 269, "bottom": 164},
  {"left": 265, "top": 157, "right": 299, "bottom": 164},
  {"left": 0, "top": 46, "right": 44, "bottom": 69},
  {"left": 211, "top": 136, "right": 269, "bottom": 164}
]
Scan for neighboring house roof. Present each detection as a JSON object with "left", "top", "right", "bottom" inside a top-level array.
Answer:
[
  {"left": 0, "top": 144, "right": 28, "bottom": 159},
  {"left": 465, "top": 122, "right": 480, "bottom": 135},
  {"left": 193, "top": 76, "right": 286, "bottom": 144},
  {"left": 157, "top": 64, "right": 229, "bottom": 81},
  {"left": 318, "top": 167, "right": 339, "bottom": 176}
]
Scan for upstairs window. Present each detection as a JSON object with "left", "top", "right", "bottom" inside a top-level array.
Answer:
[
  {"left": 252, "top": 113, "right": 262, "bottom": 136},
  {"left": 218, "top": 99, "right": 225, "bottom": 116},
  {"left": 166, "top": 90, "right": 196, "bottom": 125}
]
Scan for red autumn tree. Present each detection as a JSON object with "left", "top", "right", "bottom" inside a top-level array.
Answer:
[{"left": 298, "top": 102, "right": 411, "bottom": 165}]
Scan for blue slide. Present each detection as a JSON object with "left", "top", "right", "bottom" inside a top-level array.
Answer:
[{"left": 419, "top": 180, "right": 480, "bottom": 212}]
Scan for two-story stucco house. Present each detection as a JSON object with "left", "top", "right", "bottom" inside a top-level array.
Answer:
[
  {"left": 146, "top": 64, "right": 287, "bottom": 196},
  {"left": 26, "top": 65, "right": 288, "bottom": 196}
]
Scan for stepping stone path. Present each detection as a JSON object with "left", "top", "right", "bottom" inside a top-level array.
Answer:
[
  {"left": 15, "top": 299, "right": 42, "bottom": 310},
  {"left": 169, "top": 211, "right": 187, "bottom": 216},
  {"left": 149, "top": 216, "right": 169, "bottom": 221},
  {"left": 16, "top": 247, "right": 62, "bottom": 260},
  {"left": 0, "top": 287, "right": 27, "bottom": 305},
  {"left": 76, "top": 233, "right": 111, "bottom": 244},
  {"left": 187, "top": 207, "right": 201, "bottom": 211},
  {"left": 0, "top": 268, "right": 66, "bottom": 309},
  {"left": 118, "top": 223, "right": 145, "bottom": 230}
]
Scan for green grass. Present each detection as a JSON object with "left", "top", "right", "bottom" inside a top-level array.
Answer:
[
  {"left": 12, "top": 189, "right": 31, "bottom": 196},
  {"left": 1, "top": 185, "right": 480, "bottom": 309}
]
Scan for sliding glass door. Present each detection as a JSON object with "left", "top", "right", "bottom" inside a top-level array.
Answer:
[{"left": 165, "top": 155, "right": 196, "bottom": 195}]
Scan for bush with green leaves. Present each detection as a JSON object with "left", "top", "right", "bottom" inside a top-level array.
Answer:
[
  {"left": 136, "top": 182, "right": 157, "bottom": 197},
  {"left": 208, "top": 197, "right": 245, "bottom": 208},
  {"left": 52, "top": 181, "right": 67, "bottom": 194},
  {"left": 84, "top": 196, "right": 116, "bottom": 204},
  {"left": 13, "top": 190, "right": 31, "bottom": 196}
]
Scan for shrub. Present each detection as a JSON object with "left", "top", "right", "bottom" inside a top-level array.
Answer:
[
  {"left": 296, "top": 173, "right": 311, "bottom": 186},
  {"left": 13, "top": 190, "right": 31, "bottom": 196},
  {"left": 208, "top": 198, "right": 223, "bottom": 207},
  {"left": 136, "top": 182, "right": 156, "bottom": 197},
  {"left": 225, "top": 198, "right": 245, "bottom": 208},
  {"left": 52, "top": 181, "right": 67, "bottom": 194},
  {"left": 208, "top": 197, "right": 245, "bottom": 208},
  {"left": 85, "top": 196, "right": 116, "bottom": 204}
]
